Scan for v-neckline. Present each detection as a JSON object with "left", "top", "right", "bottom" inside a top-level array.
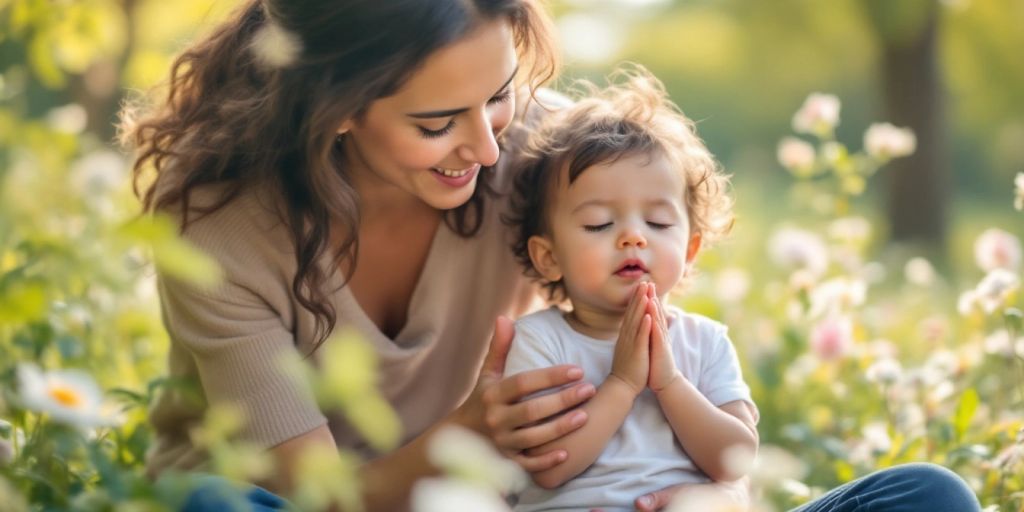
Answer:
[{"left": 337, "top": 219, "right": 450, "bottom": 346}]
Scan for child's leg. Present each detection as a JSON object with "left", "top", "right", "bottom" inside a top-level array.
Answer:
[{"left": 790, "top": 463, "right": 980, "bottom": 512}]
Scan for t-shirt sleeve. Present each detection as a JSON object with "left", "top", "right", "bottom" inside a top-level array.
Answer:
[
  {"left": 157, "top": 204, "right": 327, "bottom": 448},
  {"left": 697, "top": 324, "right": 759, "bottom": 423},
  {"left": 503, "top": 321, "right": 561, "bottom": 378}
]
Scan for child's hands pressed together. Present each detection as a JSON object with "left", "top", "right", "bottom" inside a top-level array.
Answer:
[
  {"left": 646, "top": 283, "right": 682, "bottom": 392},
  {"left": 609, "top": 282, "right": 652, "bottom": 396}
]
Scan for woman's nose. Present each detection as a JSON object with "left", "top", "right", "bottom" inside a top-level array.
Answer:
[{"left": 456, "top": 110, "right": 500, "bottom": 167}]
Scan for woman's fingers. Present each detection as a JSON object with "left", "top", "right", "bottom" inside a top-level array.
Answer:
[
  {"left": 511, "top": 449, "right": 568, "bottom": 473},
  {"left": 484, "top": 365, "right": 584, "bottom": 407},
  {"left": 496, "top": 382, "right": 594, "bottom": 429},
  {"left": 495, "top": 408, "right": 588, "bottom": 450}
]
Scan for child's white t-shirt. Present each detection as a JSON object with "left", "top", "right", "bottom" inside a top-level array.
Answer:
[{"left": 504, "top": 305, "right": 758, "bottom": 512}]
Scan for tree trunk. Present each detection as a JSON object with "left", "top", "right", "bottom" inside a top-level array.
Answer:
[{"left": 875, "top": 3, "right": 950, "bottom": 249}]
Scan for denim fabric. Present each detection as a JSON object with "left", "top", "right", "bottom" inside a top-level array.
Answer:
[
  {"left": 792, "top": 463, "right": 981, "bottom": 512},
  {"left": 180, "top": 475, "right": 290, "bottom": 512}
]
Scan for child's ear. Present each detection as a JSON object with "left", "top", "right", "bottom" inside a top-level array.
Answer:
[
  {"left": 527, "top": 235, "right": 563, "bottom": 283},
  {"left": 685, "top": 233, "right": 702, "bottom": 265}
]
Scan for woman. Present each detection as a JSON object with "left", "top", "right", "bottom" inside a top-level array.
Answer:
[{"left": 122, "top": 1, "right": 980, "bottom": 511}]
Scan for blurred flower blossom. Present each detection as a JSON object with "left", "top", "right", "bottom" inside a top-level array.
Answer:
[
  {"left": 16, "top": 364, "right": 118, "bottom": 428},
  {"left": 849, "top": 421, "right": 892, "bottom": 465},
  {"left": 428, "top": 425, "right": 526, "bottom": 494},
  {"left": 46, "top": 103, "right": 87, "bottom": 134},
  {"left": 1015, "top": 172, "right": 1024, "bottom": 211},
  {"left": 70, "top": 150, "right": 127, "bottom": 196},
  {"left": 917, "top": 315, "right": 948, "bottom": 344},
  {"left": 809, "top": 315, "right": 854, "bottom": 360},
  {"left": 904, "top": 257, "right": 936, "bottom": 286},
  {"left": 250, "top": 21, "right": 302, "bottom": 68},
  {"left": 864, "top": 123, "right": 916, "bottom": 160},
  {"left": 715, "top": 267, "right": 751, "bottom": 304},
  {"left": 827, "top": 217, "right": 871, "bottom": 247},
  {"left": 974, "top": 228, "right": 1022, "bottom": 272},
  {"left": 769, "top": 228, "right": 829, "bottom": 277},
  {"left": 983, "top": 329, "right": 1024, "bottom": 358},
  {"left": 809, "top": 277, "right": 866, "bottom": 318},
  {"left": 777, "top": 137, "right": 816, "bottom": 176},
  {"left": 792, "top": 93, "right": 840, "bottom": 137},
  {"left": 411, "top": 478, "right": 509, "bottom": 512},
  {"left": 974, "top": 269, "right": 1020, "bottom": 314},
  {"left": 865, "top": 358, "right": 902, "bottom": 385}
]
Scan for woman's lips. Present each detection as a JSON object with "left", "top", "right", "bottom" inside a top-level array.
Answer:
[{"left": 430, "top": 163, "right": 480, "bottom": 188}]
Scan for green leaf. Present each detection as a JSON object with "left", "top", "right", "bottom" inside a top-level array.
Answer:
[{"left": 953, "top": 388, "right": 979, "bottom": 441}]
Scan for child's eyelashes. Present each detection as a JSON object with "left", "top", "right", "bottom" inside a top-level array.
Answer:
[
  {"left": 417, "top": 89, "right": 512, "bottom": 139},
  {"left": 647, "top": 222, "right": 673, "bottom": 230},
  {"left": 581, "top": 222, "right": 674, "bottom": 232}
]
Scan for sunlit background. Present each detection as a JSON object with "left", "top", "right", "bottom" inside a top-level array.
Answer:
[{"left": 1, "top": 1, "right": 1022, "bottom": 510}]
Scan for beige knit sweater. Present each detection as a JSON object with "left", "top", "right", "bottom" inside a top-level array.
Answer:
[{"left": 145, "top": 101, "right": 551, "bottom": 475}]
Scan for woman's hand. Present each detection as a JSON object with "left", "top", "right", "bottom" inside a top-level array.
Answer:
[
  {"left": 646, "top": 284, "right": 681, "bottom": 392},
  {"left": 454, "top": 316, "right": 596, "bottom": 473},
  {"left": 609, "top": 282, "right": 652, "bottom": 396},
  {"left": 634, "top": 477, "right": 751, "bottom": 511}
]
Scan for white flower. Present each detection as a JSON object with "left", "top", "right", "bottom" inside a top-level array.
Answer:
[
  {"left": 715, "top": 268, "right": 750, "bottom": 304},
  {"left": 777, "top": 137, "right": 816, "bottom": 175},
  {"left": 16, "top": 364, "right": 117, "bottom": 428},
  {"left": 250, "top": 21, "right": 302, "bottom": 69},
  {"left": 809, "top": 316, "right": 854, "bottom": 361},
  {"left": 769, "top": 228, "right": 829, "bottom": 277},
  {"left": 974, "top": 228, "right": 1022, "bottom": 272},
  {"left": 864, "top": 123, "right": 916, "bottom": 160},
  {"left": 411, "top": 478, "right": 509, "bottom": 512},
  {"left": 47, "top": 103, "right": 87, "bottom": 134},
  {"left": 792, "top": 93, "right": 840, "bottom": 136},
  {"left": 984, "top": 329, "right": 1024, "bottom": 358},
  {"left": 865, "top": 358, "right": 902, "bottom": 385},
  {"left": 809, "top": 277, "right": 867, "bottom": 318},
  {"left": 957, "top": 289, "right": 980, "bottom": 316},
  {"left": 973, "top": 268, "right": 1020, "bottom": 314},
  {"left": 828, "top": 216, "right": 872, "bottom": 247},
  {"left": 904, "top": 257, "right": 936, "bottom": 286},
  {"left": 1015, "top": 172, "right": 1024, "bottom": 211},
  {"left": 427, "top": 426, "right": 526, "bottom": 494},
  {"left": 70, "top": 150, "right": 126, "bottom": 196}
]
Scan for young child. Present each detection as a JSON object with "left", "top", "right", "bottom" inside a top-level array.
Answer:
[{"left": 502, "top": 66, "right": 759, "bottom": 512}]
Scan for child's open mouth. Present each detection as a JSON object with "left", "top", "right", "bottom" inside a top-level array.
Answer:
[{"left": 614, "top": 258, "right": 648, "bottom": 278}]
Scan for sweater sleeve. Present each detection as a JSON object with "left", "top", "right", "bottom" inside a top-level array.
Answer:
[{"left": 157, "top": 192, "right": 327, "bottom": 448}]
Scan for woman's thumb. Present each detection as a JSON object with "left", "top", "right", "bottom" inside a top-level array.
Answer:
[{"left": 481, "top": 316, "right": 515, "bottom": 377}]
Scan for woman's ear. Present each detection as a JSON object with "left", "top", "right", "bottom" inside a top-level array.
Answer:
[{"left": 527, "top": 235, "right": 562, "bottom": 283}]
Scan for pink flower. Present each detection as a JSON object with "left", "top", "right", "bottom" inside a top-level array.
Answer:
[
  {"left": 974, "top": 228, "right": 1022, "bottom": 272},
  {"left": 810, "top": 316, "right": 853, "bottom": 361},
  {"left": 792, "top": 93, "right": 840, "bottom": 136},
  {"left": 777, "top": 137, "right": 816, "bottom": 176},
  {"left": 864, "top": 123, "right": 916, "bottom": 160}
]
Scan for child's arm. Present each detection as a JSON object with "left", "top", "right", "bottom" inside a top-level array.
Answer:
[
  {"left": 647, "top": 289, "right": 759, "bottom": 482},
  {"left": 525, "top": 283, "right": 653, "bottom": 490}
]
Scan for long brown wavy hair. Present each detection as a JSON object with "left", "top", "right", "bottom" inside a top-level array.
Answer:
[{"left": 120, "top": 0, "right": 558, "bottom": 349}]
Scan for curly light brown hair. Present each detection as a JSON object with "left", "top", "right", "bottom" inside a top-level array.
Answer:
[
  {"left": 505, "top": 64, "right": 734, "bottom": 301},
  {"left": 119, "top": 0, "right": 558, "bottom": 349}
]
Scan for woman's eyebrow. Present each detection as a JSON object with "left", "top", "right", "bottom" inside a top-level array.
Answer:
[{"left": 406, "top": 66, "right": 519, "bottom": 119}]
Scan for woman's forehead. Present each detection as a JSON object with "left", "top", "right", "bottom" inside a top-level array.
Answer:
[{"left": 388, "top": 19, "right": 518, "bottom": 112}]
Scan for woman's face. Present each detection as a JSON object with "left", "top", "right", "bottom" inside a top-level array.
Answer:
[{"left": 341, "top": 19, "right": 519, "bottom": 211}]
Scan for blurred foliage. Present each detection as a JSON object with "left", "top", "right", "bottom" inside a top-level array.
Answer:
[{"left": 2, "top": 0, "right": 1024, "bottom": 510}]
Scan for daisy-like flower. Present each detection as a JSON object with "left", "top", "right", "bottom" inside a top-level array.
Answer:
[
  {"left": 792, "top": 93, "right": 840, "bottom": 137},
  {"left": 16, "top": 364, "right": 117, "bottom": 429},
  {"left": 974, "top": 228, "right": 1022, "bottom": 272},
  {"left": 864, "top": 123, "right": 916, "bottom": 160},
  {"left": 1015, "top": 172, "right": 1024, "bottom": 211},
  {"left": 865, "top": 358, "right": 902, "bottom": 386},
  {"left": 769, "top": 227, "right": 829, "bottom": 277},
  {"left": 777, "top": 137, "right": 816, "bottom": 177},
  {"left": 427, "top": 425, "right": 526, "bottom": 494},
  {"left": 808, "top": 277, "right": 867, "bottom": 318},
  {"left": 973, "top": 268, "right": 1020, "bottom": 314},
  {"left": 411, "top": 478, "right": 509, "bottom": 512}
]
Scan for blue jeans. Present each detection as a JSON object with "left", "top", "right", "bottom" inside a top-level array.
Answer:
[
  {"left": 181, "top": 463, "right": 980, "bottom": 511},
  {"left": 792, "top": 463, "right": 981, "bottom": 512}
]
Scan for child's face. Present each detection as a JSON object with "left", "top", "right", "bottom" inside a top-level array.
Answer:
[{"left": 531, "top": 151, "right": 700, "bottom": 314}]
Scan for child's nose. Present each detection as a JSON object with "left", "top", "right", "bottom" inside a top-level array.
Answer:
[{"left": 617, "top": 229, "right": 648, "bottom": 249}]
